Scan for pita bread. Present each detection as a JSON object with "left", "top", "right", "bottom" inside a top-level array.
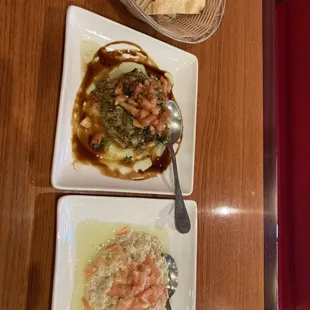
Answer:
[{"left": 136, "top": 0, "right": 206, "bottom": 15}]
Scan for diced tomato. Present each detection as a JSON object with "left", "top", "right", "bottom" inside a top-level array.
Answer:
[
  {"left": 115, "top": 226, "right": 131, "bottom": 237},
  {"left": 82, "top": 297, "right": 92, "bottom": 310},
  {"left": 138, "top": 285, "right": 167, "bottom": 306},
  {"left": 130, "top": 298, "right": 149, "bottom": 310},
  {"left": 145, "top": 255, "right": 161, "bottom": 280},
  {"left": 107, "top": 284, "right": 131, "bottom": 298},
  {"left": 146, "top": 274, "right": 156, "bottom": 287},
  {"left": 139, "top": 96, "right": 156, "bottom": 111},
  {"left": 103, "top": 249, "right": 168, "bottom": 309},
  {"left": 132, "top": 271, "right": 148, "bottom": 286},
  {"left": 161, "top": 109, "right": 171, "bottom": 120},
  {"left": 139, "top": 264, "right": 152, "bottom": 276},
  {"left": 159, "top": 284, "right": 169, "bottom": 300},
  {"left": 105, "top": 244, "right": 120, "bottom": 252},
  {"left": 133, "top": 119, "right": 144, "bottom": 129},
  {"left": 84, "top": 263, "right": 97, "bottom": 279},
  {"left": 126, "top": 272, "right": 134, "bottom": 286},
  {"left": 132, "top": 262, "right": 140, "bottom": 270},
  {"left": 138, "top": 272, "right": 149, "bottom": 289},
  {"left": 90, "top": 133, "right": 105, "bottom": 146},
  {"left": 151, "top": 301, "right": 160, "bottom": 309},
  {"left": 107, "top": 283, "right": 120, "bottom": 297},
  {"left": 150, "top": 98, "right": 157, "bottom": 105},
  {"left": 114, "top": 83, "right": 124, "bottom": 96},
  {"left": 132, "top": 285, "right": 144, "bottom": 296},
  {"left": 151, "top": 119, "right": 159, "bottom": 126},
  {"left": 154, "top": 121, "right": 166, "bottom": 133},
  {"left": 115, "top": 269, "right": 129, "bottom": 283},
  {"left": 132, "top": 271, "right": 141, "bottom": 286},
  {"left": 132, "top": 271, "right": 150, "bottom": 294},
  {"left": 138, "top": 299, "right": 150, "bottom": 310},
  {"left": 94, "top": 257, "right": 111, "bottom": 267},
  {"left": 139, "top": 114, "right": 157, "bottom": 127},
  {"left": 132, "top": 84, "right": 144, "bottom": 98},
  {"left": 118, "top": 101, "right": 139, "bottom": 118},
  {"left": 151, "top": 107, "right": 160, "bottom": 116},
  {"left": 160, "top": 76, "right": 172, "bottom": 95},
  {"left": 139, "top": 109, "right": 150, "bottom": 119},
  {"left": 138, "top": 287, "right": 154, "bottom": 304},
  {"left": 116, "top": 297, "right": 134, "bottom": 310}
]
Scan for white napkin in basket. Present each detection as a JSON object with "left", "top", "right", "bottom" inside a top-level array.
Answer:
[{"left": 136, "top": 0, "right": 206, "bottom": 15}]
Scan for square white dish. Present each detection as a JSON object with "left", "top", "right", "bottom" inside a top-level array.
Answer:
[
  {"left": 51, "top": 5, "right": 198, "bottom": 195},
  {"left": 52, "top": 195, "right": 197, "bottom": 310}
]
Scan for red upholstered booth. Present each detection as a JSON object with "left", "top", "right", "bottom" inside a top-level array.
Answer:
[{"left": 276, "top": 1, "right": 310, "bottom": 309}]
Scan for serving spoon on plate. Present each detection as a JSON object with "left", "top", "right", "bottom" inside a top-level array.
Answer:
[
  {"left": 163, "top": 253, "right": 179, "bottom": 310},
  {"left": 166, "top": 100, "right": 191, "bottom": 234}
]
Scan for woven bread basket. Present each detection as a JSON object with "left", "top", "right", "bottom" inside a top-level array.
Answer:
[{"left": 120, "top": 0, "right": 226, "bottom": 44}]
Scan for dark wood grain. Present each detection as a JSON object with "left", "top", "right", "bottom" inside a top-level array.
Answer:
[{"left": 0, "top": 0, "right": 264, "bottom": 309}]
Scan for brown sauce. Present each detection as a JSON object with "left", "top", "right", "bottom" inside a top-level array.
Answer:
[{"left": 72, "top": 41, "right": 183, "bottom": 180}]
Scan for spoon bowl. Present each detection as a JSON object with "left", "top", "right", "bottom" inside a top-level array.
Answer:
[
  {"left": 163, "top": 253, "right": 179, "bottom": 309},
  {"left": 167, "top": 100, "right": 183, "bottom": 144}
]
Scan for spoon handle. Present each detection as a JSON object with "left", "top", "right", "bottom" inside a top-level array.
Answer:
[
  {"left": 166, "top": 299, "right": 172, "bottom": 310},
  {"left": 167, "top": 144, "right": 191, "bottom": 234}
]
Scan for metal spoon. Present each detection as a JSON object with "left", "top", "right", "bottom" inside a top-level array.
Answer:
[
  {"left": 166, "top": 100, "right": 191, "bottom": 234},
  {"left": 163, "top": 253, "right": 179, "bottom": 310}
]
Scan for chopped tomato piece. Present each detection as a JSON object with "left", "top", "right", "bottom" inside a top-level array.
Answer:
[
  {"left": 84, "top": 263, "right": 97, "bottom": 279},
  {"left": 139, "top": 109, "right": 150, "bottom": 119},
  {"left": 139, "top": 115, "right": 157, "bottom": 127},
  {"left": 151, "top": 107, "right": 160, "bottom": 116},
  {"left": 139, "top": 263, "right": 152, "bottom": 276},
  {"left": 133, "top": 119, "right": 144, "bottom": 129},
  {"left": 139, "top": 287, "right": 154, "bottom": 301},
  {"left": 114, "top": 83, "right": 124, "bottom": 96},
  {"left": 132, "top": 271, "right": 141, "bottom": 286},
  {"left": 107, "top": 284, "right": 131, "bottom": 298},
  {"left": 146, "top": 274, "right": 156, "bottom": 287},
  {"left": 115, "top": 269, "right": 129, "bottom": 283},
  {"left": 132, "top": 83, "right": 144, "bottom": 98},
  {"left": 132, "top": 285, "right": 144, "bottom": 296},
  {"left": 116, "top": 297, "right": 134, "bottom": 310},
  {"left": 106, "top": 283, "right": 120, "bottom": 297},
  {"left": 117, "top": 101, "right": 139, "bottom": 118},
  {"left": 160, "top": 109, "right": 171, "bottom": 121},
  {"left": 90, "top": 133, "right": 105, "bottom": 147},
  {"left": 138, "top": 96, "right": 155, "bottom": 111},
  {"left": 145, "top": 255, "right": 161, "bottom": 280},
  {"left": 82, "top": 297, "right": 92, "bottom": 310},
  {"left": 130, "top": 298, "right": 145, "bottom": 310},
  {"left": 100, "top": 240, "right": 168, "bottom": 309},
  {"left": 115, "top": 226, "right": 131, "bottom": 237}
]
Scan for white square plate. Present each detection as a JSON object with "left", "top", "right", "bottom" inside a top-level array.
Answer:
[
  {"left": 51, "top": 6, "right": 198, "bottom": 195},
  {"left": 52, "top": 195, "right": 197, "bottom": 310}
]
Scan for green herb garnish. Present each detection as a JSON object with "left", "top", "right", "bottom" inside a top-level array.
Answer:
[
  {"left": 157, "top": 135, "right": 169, "bottom": 144},
  {"left": 159, "top": 98, "right": 166, "bottom": 107},
  {"left": 93, "top": 137, "right": 108, "bottom": 150},
  {"left": 124, "top": 155, "right": 132, "bottom": 163},
  {"left": 123, "top": 83, "right": 131, "bottom": 96},
  {"left": 95, "top": 80, "right": 105, "bottom": 90}
]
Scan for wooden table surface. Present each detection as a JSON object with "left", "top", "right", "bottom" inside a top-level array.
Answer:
[{"left": 0, "top": 0, "right": 264, "bottom": 309}]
